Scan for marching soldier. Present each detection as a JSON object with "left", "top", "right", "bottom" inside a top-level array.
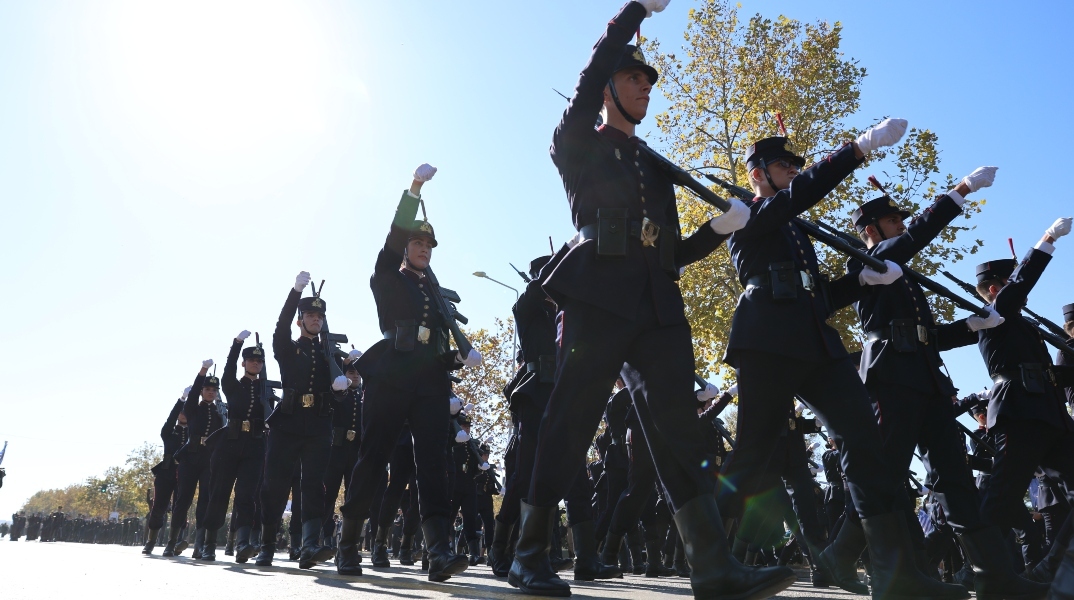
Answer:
[
  {"left": 163, "top": 364, "right": 223, "bottom": 559},
  {"left": 515, "top": 2, "right": 796, "bottom": 598},
  {"left": 255, "top": 272, "right": 349, "bottom": 568},
  {"left": 336, "top": 164, "right": 481, "bottom": 581},
  {"left": 321, "top": 359, "right": 363, "bottom": 550},
  {"left": 201, "top": 331, "right": 273, "bottom": 563},
  {"left": 144, "top": 392, "right": 188, "bottom": 555}
]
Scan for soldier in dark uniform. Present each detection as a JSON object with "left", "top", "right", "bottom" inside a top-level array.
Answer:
[
  {"left": 336, "top": 164, "right": 480, "bottom": 581},
  {"left": 516, "top": 3, "right": 795, "bottom": 598},
  {"left": 475, "top": 442, "right": 499, "bottom": 565},
  {"left": 831, "top": 169, "right": 1045, "bottom": 598},
  {"left": 201, "top": 331, "right": 275, "bottom": 563},
  {"left": 163, "top": 363, "right": 223, "bottom": 558},
  {"left": 370, "top": 426, "right": 417, "bottom": 568},
  {"left": 971, "top": 217, "right": 1074, "bottom": 587},
  {"left": 144, "top": 393, "right": 188, "bottom": 555},
  {"left": 322, "top": 359, "right": 363, "bottom": 550},
  {"left": 256, "top": 271, "right": 350, "bottom": 569},
  {"left": 1057, "top": 303, "right": 1074, "bottom": 407},
  {"left": 449, "top": 412, "right": 483, "bottom": 565}
]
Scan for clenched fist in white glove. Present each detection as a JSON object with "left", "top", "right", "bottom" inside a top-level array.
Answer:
[
  {"left": 464, "top": 403, "right": 475, "bottom": 414},
  {"left": 236, "top": 330, "right": 251, "bottom": 342},
  {"left": 858, "top": 260, "right": 904, "bottom": 286},
  {"left": 347, "top": 349, "right": 363, "bottom": 362},
  {"left": 695, "top": 383, "right": 720, "bottom": 402},
  {"left": 449, "top": 396, "right": 463, "bottom": 415},
  {"left": 294, "top": 271, "right": 311, "bottom": 292},
  {"left": 967, "top": 306, "right": 1005, "bottom": 332},
  {"left": 709, "top": 199, "right": 751, "bottom": 235},
  {"left": 961, "top": 166, "right": 998, "bottom": 193},
  {"left": 202, "top": 359, "right": 214, "bottom": 369},
  {"left": 725, "top": 383, "right": 738, "bottom": 397},
  {"left": 458, "top": 348, "right": 482, "bottom": 368},
  {"left": 478, "top": 462, "right": 490, "bottom": 471},
  {"left": 455, "top": 430, "right": 471, "bottom": 444},
  {"left": 855, "top": 118, "right": 908, "bottom": 155},
  {"left": 638, "top": 0, "right": 670, "bottom": 18},
  {"left": 1046, "top": 217, "right": 1072, "bottom": 240},
  {"left": 413, "top": 163, "right": 437, "bottom": 183},
  {"left": 182, "top": 386, "right": 192, "bottom": 399},
  {"left": 332, "top": 375, "right": 350, "bottom": 392}
]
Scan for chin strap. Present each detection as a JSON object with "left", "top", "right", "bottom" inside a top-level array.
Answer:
[
  {"left": 759, "top": 159, "right": 779, "bottom": 195},
  {"left": 608, "top": 79, "right": 641, "bottom": 126}
]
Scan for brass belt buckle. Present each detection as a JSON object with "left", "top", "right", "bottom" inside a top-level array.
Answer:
[
  {"left": 241, "top": 420, "right": 251, "bottom": 432},
  {"left": 301, "top": 394, "right": 315, "bottom": 408},
  {"left": 417, "top": 326, "right": 431, "bottom": 345},
  {"left": 917, "top": 325, "right": 929, "bottom": 345},
  {"left": 800, "top": 271, "right": 814, "bottom": 291},
  {"left": 788, "top": 418, "right": 796, "bottom": 431},
  {"left": 346, "top": 430, "right": 356, "bottom": 442},
  {"left": 200, "top": 436, "right": 208, "bottom": 446},
  {"left": 1046, "top": 369, "right": 1056, "bottom": 385},
  {"left": 640, "top": 217, "right": 660, "bottom": 247}
]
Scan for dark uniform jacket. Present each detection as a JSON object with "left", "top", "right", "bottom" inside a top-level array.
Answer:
[
  {"left": 354, "top": 191, "right": 458, "bottom": 395},
  {"left": 452, "top": 437, "right": 482, "bottom": 488},
  {"left": 821, "top": 448, "right": 845, "bottom": 505},
  {"left": 153, "top": 400, "right": 187, "bottom": 474},
  {"left": 544, "top": 1, "right": 725, "bottom": 325},
  {"left": 179, "top": 375, "right": 224, "bottom": 456},
  {"left": 603, "top": 388, "right": 632, "bottom": 470},
  {"left": 979, "top": 247, "right": 1073, "bottom": 430},
  {"left": 854, "top": 194, "right": 977, "bottom": 396},
  {"left": 510, "top": 277, "right": 558, "bottom": 408},
  {"left": 331, "top": 386, "right": 363, "bottom": 446},
  {"left": 725, "top": 143, "right": 867, "bottom": 366},
  {"left": 1058, "top": 342, "right": 1074, "bottom": 407},
  {"left": 269, "top": 289, "right": 334, "bottom": 436},
  {"left": 219, "top": 339, "right": 271, "bottom": 438}
]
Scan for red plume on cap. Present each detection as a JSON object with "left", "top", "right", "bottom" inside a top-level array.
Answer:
[
  {"left": 1008, "top": 238, "right": 1016, "bottom": 259},
  {"left": 867, "top": 175, "right": 889, "bottom": 195},
  {"left": 775, "top": 112, "right": 788, "bottom": 137}
]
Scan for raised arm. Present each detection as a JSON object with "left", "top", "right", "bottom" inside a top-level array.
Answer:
[
  {"left": 994, "top": 218, "right": 1071, "bottom": 317},
  {"left": 183, "top": 360, "right": 212, "bottom": 419},
  {"left": 221, "top": 333, "right": 247, "bottom": 402},
  {"left": 274, "top": 274, "right": 307, "bottom": 363}
]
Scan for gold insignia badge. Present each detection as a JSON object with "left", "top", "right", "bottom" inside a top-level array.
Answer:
[
  {"left": 241, "top": 420, "right": 251, "bottom": 432},
  {"left": 346, "top": 430, "right": 356, "bottom": 442},
  {"left": 632, "top": 48, "right": 645, "bottom": 63},
  {"left": 301, "top": 394, "right": 315, "bottom": 408},
  {"left": 312, "top": 298, "right": 323, "bottom": 308},
  {"left": 888, "top": 199, "right": 898, "bottom": 208},
  {"left": 253, "top": 349, "right": 262, "bottom": 356},
  {"left": 640, "top": 218, "right": 660, "bottom": 247},
  {"left": 417, "top": 326, "right": 431, "bottom": 344},
  {"left": 715, "top": 456, "right": 722, "bottom": 467},
  {"left": 419, "top": 221, "right": 433, "bottom": 233},
  {"left": 788, "top": 418, "right": 796, "bottom": 431},
  {"left": 200, "top": 436, "right": 208, "bottom": 446}
]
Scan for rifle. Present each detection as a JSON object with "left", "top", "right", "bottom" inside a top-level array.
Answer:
[
  {"left": 424, "top": 267, "right": 474, "bottom": 357},
  {"left": 310, "top": 281, "right": 350, "bottom": 382},
  {"left": 254, "top": 333, "right": 282, "bottom": 412},
  {"left": 956, "top": 420, "right": 998, "bottom": 456},
  {"left": 1024, "top": 307, "right": 1069, "bottom": 341},
  {"left": 450, "top": 417, "right": 489, "bottom": 469},
  {"left": 694, "top": 375, "right": 737, "bottom": 449},
  {"left": 509, "top": 263, "right": 531, "bottom": 283},
  {"left": 637, "top": 145, "right": 732, "bottom": 212}
]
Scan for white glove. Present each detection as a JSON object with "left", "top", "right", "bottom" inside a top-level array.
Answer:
[
  {"left": 294, "top": 271, "right": 311, "bottom": 292},
  {"left": 807, "top": 442, "right": 821, "bottom": 453},
  {"left": 725, "top": 383, "right": 738, "bottom": 397},
  {"left": 854, "top": 118, "right": 908, "bottom": 154},
  {"left": 458, "top": 348, "right": 482, "bottom": 368},
  {"left": 484, "top": 435, "right": 494, "bottom": 445},
  {"left": 1046, "top": 217, "right": 1072, "bottom": 240},
  {"left": 182, "top": 386, "right": 192, "bottom": 399},
  {"left": 347, "top": 349, "right": 363, "bottom": 362},
  {"left": 961, "top": 166, "right": 998, "bottom": 193},
  {"left": 695, "top": 383, "right": 720, "bottom": 402},
  {"left": 413, "top": 163, "right": 437, "bottom": 183},
  {"left": 810, "top": 467, "right": 822, "bottom": 476},
  {"left": 455, "top": 430, "right": 470, "bottom": 444},
  {"left": 858, "top": 260, "right": 903, "bottom": 286},
  {"left": 464, "top": 403, "right": 475, "bottom": 414},
  {"left": 478, "top": 462, "right": 490, "bottom": 471},
  {"left": 236, "top": 330, "right": 251, "bottom": 342},
  {"left": 202, "top": 359, "right": 214, "bottom": 369},
  {"left": 967, "top": 306, "right": 1005, "bottom": 332},
  {"left": 794, "top": 401, "right": 806, "bottom": 416},
  {"left": 709, "top": 199, "right": 751, "bottom": 235},
  {"left": 449, "top": 396, "right": 463, "bottom": 415},
  {"left": 332, "top": 375, "right": 350, "bottom": 391},
  {"left": 637, "top": 0, "right": 670, "bottom": 17}
]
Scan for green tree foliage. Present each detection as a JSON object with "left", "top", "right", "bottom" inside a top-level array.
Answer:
[
  {"left": 21, "top": 443, "right": 161, "bottom": 517},
  {"left": 455, "top": 317, "right": 516, "bottom": 460},
  {"left": 647, "top": 0, "right": 984, "bottom": 379}
]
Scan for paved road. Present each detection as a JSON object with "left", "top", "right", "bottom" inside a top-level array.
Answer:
[{"left": 1, "top": 540, "right": 865, "bottom": 600}]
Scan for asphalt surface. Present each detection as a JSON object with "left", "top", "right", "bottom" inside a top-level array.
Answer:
[{"left": 0, "top": 540, "right": 867, "bottom": 600}]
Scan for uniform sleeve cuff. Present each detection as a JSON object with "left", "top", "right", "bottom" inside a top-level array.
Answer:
[
  {"left": 405, "top": 190, "right": 420, "bottom": 199},
  {"left": 947, "top": 189, "right": 966, "bottom": 207},
  {"left": 1035, "top": 240, "right": 1056, "bottom": 255}
]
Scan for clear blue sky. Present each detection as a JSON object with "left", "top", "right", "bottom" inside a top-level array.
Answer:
[{"left": 1, "top": 0, "right": 1071, "bottom": 518}]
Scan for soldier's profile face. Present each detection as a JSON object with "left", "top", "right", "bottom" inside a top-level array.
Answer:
[
  {"left": 201, "top": 386, "right": 218, "bottom": 402},
  {"left": 407, "top": 237, "right": 432, "bottom": 269},
  {"left": 876, "top": 214, "right": 906, "bottom": 239},
  {"left": 242, "top": 357, "right": 264, "bottom": 375},
  {"left": 298, "top": 311, "right": 324, "bottom": 334},
  {"left": 605, "top": 68, "right": 651, "bottom": 122}
]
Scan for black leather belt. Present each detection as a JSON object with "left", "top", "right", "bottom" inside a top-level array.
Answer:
[
  {"left": 745, "top": 273, "right": 813, "bottom": 290},
  {"left": 578, "top": 221, "right": 658, "bottom": 244},
  {"left": 865, "top": 328, "right": 935, "bottom": 345},
  {"left": 991, "top": 368, "right": 1056, "bottom": 386}
]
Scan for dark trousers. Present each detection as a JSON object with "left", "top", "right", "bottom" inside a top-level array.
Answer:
[
  {"left": 595, "top": 464, "right": 628, "bottom": 541},
  {"left": 375, "top": 440, "right": 417, "bottom": 530},
  {"left": 980, "top": 417, "right": 1074, "bottom": 535},
  {"left": 341, "top": 380, "right": 451, "bottom": 523},
  {"left": 778, "top": 431, "right": 828, "bottom": 552},
  {"left": 477, "top": 493, "right": 495, "bottom": 549},
  {"left": 719, "top": 350, "right": 904, "bottom": 521},
  {"left": 498, "top": 396, "right": 546, "bottom": 526},
  {"left": 204, "top": 436, "right": 264, "bottom": 531},
  {"left": 451, "top": 479, "right": 480, "bottom": 544},
  {"left": 321, "top": 438, "right": 360, "bottom": 541},
  {"left": 173, "top": 449, "right": 212, "bottom": 529},
  {"left": 259, "top": 428, "right": 331, "bottom": 539},
  {"left": 147, "top": 468, "right": 178, "bottom": 530},
  {"left": 530, "top": 297, "right": 717, "bottom": 512},
  {"left": 608, "top": 427, "right": 658, "bottom": 537}
]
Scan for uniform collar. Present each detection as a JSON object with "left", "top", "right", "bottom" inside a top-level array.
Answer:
[{"left": 597, "top": 124, "right": 638, "bottom": 144}]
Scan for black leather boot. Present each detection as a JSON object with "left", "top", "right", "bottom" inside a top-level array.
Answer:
[
  {"left": 371, "top": 522, "right": 390, "bottom": 568},
  {"left": 398, "top": 532, "right": 416, "bottom": 566},
  {"left": 573, "top": 520, "right": 621, "bottom": 580},
  {"left": 489, "top": 520, "right": 514, "bottom": 577},
  {"left": 191, "top": 528, "right": 206, "bottom": 559},
  {"left": 255, "top": 524, "right": 276, "bottom": 566},
  {"left": 142, "top": 529, "right": 159, "bottom": 555},
  {"left": 731, "top": 536, "right": 749, "bottom": 562},
  {"left": 423, "top": 516, "right": 469, "bottom": 582},
  {"left": 163, "top": 523, "right": 182, "bottom": 557},
  {"left": 549, "top": 529, "right": 574, "bottom": 573},
  {"left": 644, "top": 540, "right": 675, "bottom": 577},
  {"left": 673, "top": 494, "right": 797, "bottom": 600},
  {"left": 507, "top": 502, "right": 571, "bottom": 596},
  {"left": 1047, "top": 538, "right": 1074, "bottom": 600},
  {"left": 335, "top": 517, "right": 364, "bottom": 576},
  {"left": 957, "top": 526, "right": 1049, "bottom": 600},
  {"left": 234, "top": 526, "right": 256, "bottom": 563},
  {"left": 174, "top": 526, "right": 190, "bottom": 555},
  {"left": 674, "top": 542, "right": 691, "bottom": 577},
  {"left": 224, "top": 526, "right": 236, "bottom": 556},
  {"left": 1031, "top": 515, "right": 1074, "bottom": 584},
  {"left": 627, "top": 528, "right": 646, "bottom": 575},
  {"left": 199, "top": 528, "right": 218, "bottom": 561},
  {"left": 817, "top": 516, "right": 870, "bottom": 595},
  {"left": 863, "top": 512, "right": 970, "bottom": 600},
  {"left": 468, "top": 537, "right": 483, "bottom": 566},
  {"left": 299, "top": 519, "right": 335, "bottom": 569},
  {"left": 599, "top": 531, "right": 625, "bottom": 573}
]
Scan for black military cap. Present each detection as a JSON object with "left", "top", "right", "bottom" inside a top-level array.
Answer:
[
  {"left": 612, "top": 45, "right": 658, "bottom": 84},
  {"left": 968, "top": 402, "right": 987, "bottom": 418},
  {"left": 529, "top": 255, "right": 553, "bottom": 280},
  {"left": 1063, "top": 303, "right": 1074, "bottom": 323},
  {"left": 298, "top": 296, "right": 327, "bottom": 315},
  {"left": 449, "top": 375, "right": 463, "bottom": 384},
  {"left": 203, "top": 375, "right": 220, "bottom": 388},
  {"left": 745, "top": 136, "right": 805, "bottom": 172},
  {"left": 975, "top": 259, "right": 1017, "bottom": 284},
  {"left": 242, "top": 346, "right": 266, "bottom": 361},
  {"left": 457, "top": 412, "right": 472, "bottom": 426},
  {"left": 408, "top": 219, "right": 438, "bottom": 248},
  {"left": 852, "top": 196, "right": 912, "bottom": 232},
  {"left": 344, "top": 360, "right": 359, "bottom": 373}
]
